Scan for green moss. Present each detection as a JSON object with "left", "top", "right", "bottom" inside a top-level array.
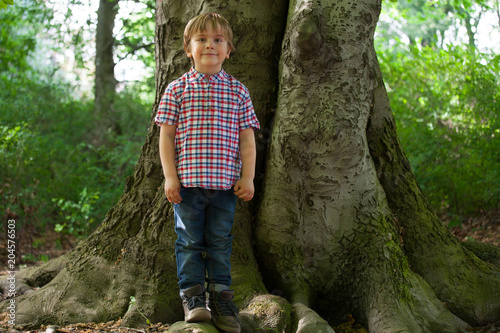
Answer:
[
  {"left": 462, "top": 241, "right": 500, "bottom": 264},
  {"left": 377, "top": 214, "right": 414, "bottom": 303},
  {"left": 239, "top": 295, "right": 293, "bottom": 332}
]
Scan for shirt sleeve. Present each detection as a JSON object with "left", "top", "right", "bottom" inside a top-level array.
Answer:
[
  {"left": 238, "top": 88, "right": 260, "bottom": 131},
  {"left": 155, "top": 82, "right": 180, "bottom": 127}
]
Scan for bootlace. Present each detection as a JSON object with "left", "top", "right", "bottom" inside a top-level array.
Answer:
[
  {"left": 186, "top": 295, "right": 206, "bottom": 310},
  {"left": 214, "top": 296, "right": 239, "bottom": 316}
]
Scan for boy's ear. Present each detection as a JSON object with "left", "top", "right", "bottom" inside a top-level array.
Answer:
[{"left": 184, "top": 45, "right": 192, "bottom": 58}]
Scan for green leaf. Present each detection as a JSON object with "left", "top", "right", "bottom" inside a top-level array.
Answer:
[
  {"left": 128, "top": 296, "right": 137, "bottom": 311},
  {"left": 54, "top": 224, "right": 65, "bottom": 233}
]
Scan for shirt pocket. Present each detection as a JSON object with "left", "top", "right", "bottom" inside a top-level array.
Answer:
[{"left": 212, "top": 95, "right": 239, "bottom": 130}]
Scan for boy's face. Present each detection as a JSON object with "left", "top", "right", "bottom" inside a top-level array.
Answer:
[{"left": 186, "top": 25, "right": 231, "bottom": 76}]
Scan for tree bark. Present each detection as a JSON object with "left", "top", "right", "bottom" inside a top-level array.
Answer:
[
  {"left": 93, "top": 0, "right": 120, "bottom": 145},
  {"left": 2, "top": 0, "right": 500, "bottom": 332}
]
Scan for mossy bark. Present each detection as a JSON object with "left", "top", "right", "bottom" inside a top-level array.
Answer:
[{"left": 1, "top": 0, "right": 499, "bottom": 332}]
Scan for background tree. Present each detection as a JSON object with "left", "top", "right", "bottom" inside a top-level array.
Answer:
[
  {"left": 93, "top": 0, "right": 120, "bottom": 144},
  {"left": 1, "top": 1, "right": 500, "bottom": 333},
  {"left": 93, "top": 0, "right": 155, "bottom": 144}
]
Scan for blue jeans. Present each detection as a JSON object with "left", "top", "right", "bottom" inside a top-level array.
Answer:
[{"left": 174, "top": 187, "right": 236, "bottom": 294}]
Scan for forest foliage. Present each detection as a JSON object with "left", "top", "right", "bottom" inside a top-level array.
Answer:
[
  {"left": 0, "top": 0, "right": 498, "bottom": 262},
  {"left": 0, "top": 0, "right": 154, "bottom": 249},
  {"left": 376, "top": 0, "right": 500, "bottom": 221}
]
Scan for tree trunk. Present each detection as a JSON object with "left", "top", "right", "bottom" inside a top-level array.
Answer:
[
  {"left": 93, "top": 0, "right": 120, "bottom": 145},
  {"left": 2, "top": 0, "right": 500, "bottom": 332},
  {"left": 461, "top": 9, "right": 477, "bottom": 54}
]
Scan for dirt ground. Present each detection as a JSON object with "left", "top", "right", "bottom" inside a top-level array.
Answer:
[
  {"left": 447, "top": 210, "right": 500, "bottom": 247},
  {"left": 0, "top": 211, "right": 499, "bottom": 332}
]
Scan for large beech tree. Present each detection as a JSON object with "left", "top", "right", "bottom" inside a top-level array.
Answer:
[{"left": 2, "top": 0, "right": 500, "bottom": 332}]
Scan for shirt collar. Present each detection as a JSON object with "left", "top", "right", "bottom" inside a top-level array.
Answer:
[{"left": 188, "top": 67, "right": 227, "bottom": 83}]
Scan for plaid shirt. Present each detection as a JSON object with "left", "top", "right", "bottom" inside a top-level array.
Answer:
[{"left": 155, "top": 68, "right": 260, "bottom": 190}]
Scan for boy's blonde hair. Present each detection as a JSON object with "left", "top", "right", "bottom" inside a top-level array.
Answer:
[{"left": 183, "top": 13, "right": 235, "bottom": 55}]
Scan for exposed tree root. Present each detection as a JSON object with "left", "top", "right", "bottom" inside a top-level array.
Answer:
[
  {"left": 0, "top": 245, "right": 180, "bottom": 330},
  {"left": 0, "top": 254, "right": 67, "bottom": 297},
  {"left": 239, "top": 294, "right": 292, "bottom": 332},
  {"left": 292, "top": 302, "right": 336, "bottom": 333},
  {"left": 462, "top": 241, "right": 500, "bottom": 267},
  {"left": 167, "top": 322, "right": 220, "bottom": 333},
  {"left": 364, "top": 268, "right": 469, "bottom": 333}
]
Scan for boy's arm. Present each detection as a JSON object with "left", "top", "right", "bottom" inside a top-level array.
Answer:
[
  {"left": 159, "top": 124, "right": 182, "bottom": 203},
  {"left": 234, "top": 128, "right": 257, "bottom": 201}
]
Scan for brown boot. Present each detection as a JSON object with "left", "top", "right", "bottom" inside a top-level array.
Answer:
[
  {"left": 208, "top": 290, "right": 241, "bottom": 333},
  {"left": 181, "top": 284, "right": 211, "bottom": 323}
]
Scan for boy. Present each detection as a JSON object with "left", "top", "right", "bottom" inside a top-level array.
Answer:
[{"left": 155, "top": 13, "right": 259, "bottom": 333}]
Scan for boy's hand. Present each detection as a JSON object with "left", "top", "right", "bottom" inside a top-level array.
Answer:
[
  {"left": 234, "top": 177, "right": 254, "bottom": 201},
  {"left": 164, "top": 176, "right": 182, "bottom": 204}
]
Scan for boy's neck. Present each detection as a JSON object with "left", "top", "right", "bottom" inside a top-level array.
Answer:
[{"left": 194, "top": 66, "right": 223, "bottom": 76}]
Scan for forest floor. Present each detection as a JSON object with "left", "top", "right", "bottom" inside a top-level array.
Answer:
[{"left": 0, "top": 210, "right": 499, "bottom": 332}]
